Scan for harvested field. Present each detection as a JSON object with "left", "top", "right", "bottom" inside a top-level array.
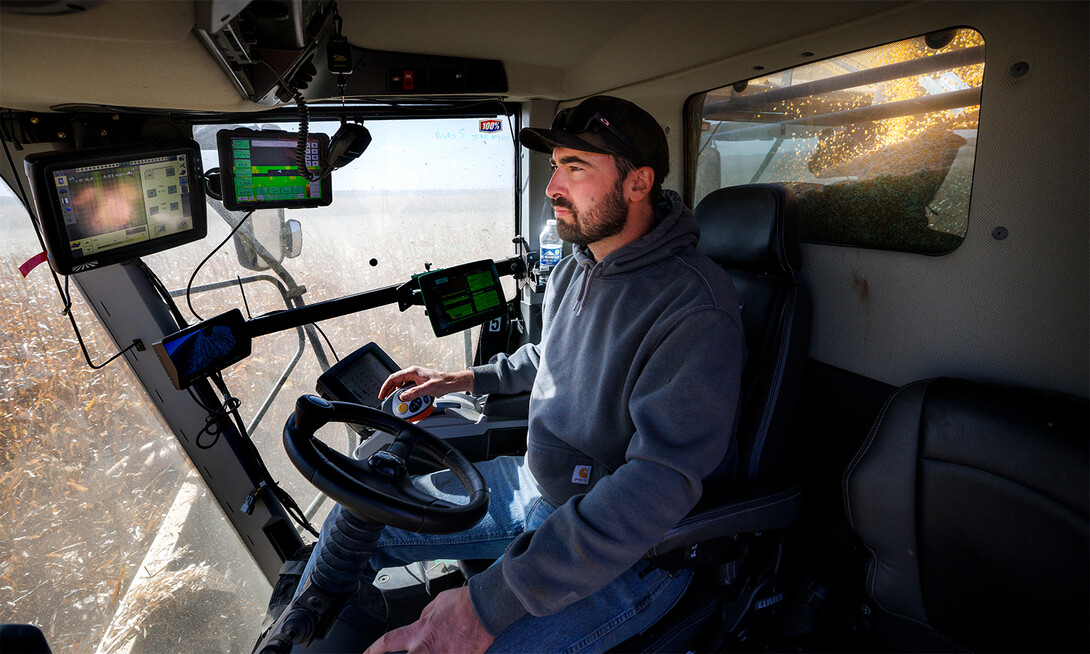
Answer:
[
  {"left": 0, "top": 187, "right": 514, "bottom": 651},
  {"left": 0, "top": 249, "right": 196, "bottom": 652}
]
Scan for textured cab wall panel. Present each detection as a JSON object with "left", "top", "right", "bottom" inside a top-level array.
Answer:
[
  {"left": 800, "top": 3, "right": 1088, "bottom": 396},
  {"left": 0, "top": 1, "right": 251, "bottom": 112},
  {"left": 627, "top": 1, "right": 1087, "bottom": 398}
]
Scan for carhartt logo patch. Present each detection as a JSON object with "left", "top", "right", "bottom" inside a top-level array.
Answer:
[{"left": 572, "top": 465, "right": 591, "bottom": 485}]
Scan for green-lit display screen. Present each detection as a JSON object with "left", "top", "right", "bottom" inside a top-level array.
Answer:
[
  {"left": 416, "top": 260, "right": 506, "bottom": 337},
  {"left": 216, "top": 129, "right": 332, "bottom": 210}
]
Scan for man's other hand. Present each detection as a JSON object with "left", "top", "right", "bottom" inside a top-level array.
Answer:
[
  {"left": 379, "top": 366, "right": 473, "bottom": 402},
  {"left": 363, "top": 586, "right": 494, "bottom": 654}
]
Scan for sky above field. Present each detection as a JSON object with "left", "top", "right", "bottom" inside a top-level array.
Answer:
[
  {"left": 206, "top": 116, "right": 517, "bottom": 193},
  {"left": 0, "top": 115, "right": 516, "bottom": 202},
  {"left": 327, "top": 116, "right": 517, "bottom": 192}
]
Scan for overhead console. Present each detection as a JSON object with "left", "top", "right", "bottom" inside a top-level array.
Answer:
[
  {"left": 25, "top": 141, "right": 207, "bottom": 275},
  {"left": 349, "top": 49, "right": 509, "bottom": 96},
  {"left": 194, "top": 0, "right": 508, "bottom": 105}
]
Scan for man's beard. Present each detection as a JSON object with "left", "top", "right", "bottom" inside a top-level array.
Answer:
[{"left": 552, "top": 178, "right": 628, "bottom": 246}]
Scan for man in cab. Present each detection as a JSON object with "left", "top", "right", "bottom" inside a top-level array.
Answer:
[{"left": 313, "top": 95, "right": 747, "bottom": 653}]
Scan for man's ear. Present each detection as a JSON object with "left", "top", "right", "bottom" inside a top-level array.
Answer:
[{"left": 627, "top": 166, "right": 655, "bottom": 203}]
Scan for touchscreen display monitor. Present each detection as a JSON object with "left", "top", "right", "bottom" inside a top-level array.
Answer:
[
  {"left": 153, "top": 309, "right": 252, "bottom": 390},
  {"left": 217, "top": 129, "right": 332, "bottom": 211},
  {"left": 416, "top": 259, "right": 506, "bottom": 337},
  {"left": 26, "top": 141, "right": 206, "bottom": 274},
  {"left": 315, "top": 342, "right": 400, "bottom": 408}
]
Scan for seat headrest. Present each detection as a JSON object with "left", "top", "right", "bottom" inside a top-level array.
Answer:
[{"left": 694, "top": 184, "right": 801, "bottom": 277}]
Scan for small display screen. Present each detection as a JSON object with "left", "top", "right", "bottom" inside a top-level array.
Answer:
[
  {"left": 416, "top": 260, "right": 506, "bottom": 337},
  {"left": 53, "top": 154, "right": 196, "bottom": 260},
  {"left": 217, "top": 129, "right": 332, "bottom": 210},
  {"left": 316, "top": 342, "right": 400, "bottom": 408},
  {"left": 26, "top": 141, "right": 207, "bottom": 275},
  {"left": 153, "top": 309, "right": 252, "bottom": 390}
]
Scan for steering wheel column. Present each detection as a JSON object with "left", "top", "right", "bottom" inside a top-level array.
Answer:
[{"left": 256, "top": 395, "right": 490, "bottom": 653}]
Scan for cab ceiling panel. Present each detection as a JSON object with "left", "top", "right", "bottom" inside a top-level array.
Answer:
[
  {"left": 564, "top": 1, "right": 900, "bottom": 97},
  {"left": 336, "top": 1, "right": 900, "bottom": 100},
  {"left": 0, "top": 0, "right": 905, "bottom": 113},
  {"left": 0, "top": 0, "right": 251, "bottom": 112}
]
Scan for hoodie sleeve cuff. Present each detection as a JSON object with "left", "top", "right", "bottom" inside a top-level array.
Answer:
[
  {"left": 469, "top": 364, "right": 493, "bottom": 395},
  {"left": 468, "top": 562, "right": 529, "bottom": 637}
]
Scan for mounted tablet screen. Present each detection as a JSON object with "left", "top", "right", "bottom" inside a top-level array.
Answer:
[
  {"left": 153, "top": 308, "right": 252, "bottom": 390},
  {"left": 26, "top": 141, "right": 206, "bottom": 275},
  {"left": 416, "top": 259, "right": 506, "bottom": 337},
  {"left": 315, "top": 341, "right": 400, "bottom": 408},
  {"left": 217, "top": 129, "right": 332, "bottom": 210}
]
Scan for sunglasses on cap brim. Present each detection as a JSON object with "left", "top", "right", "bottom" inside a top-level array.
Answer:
[{"left": 551, "top": 107, "right": 643, "bottom": 162}]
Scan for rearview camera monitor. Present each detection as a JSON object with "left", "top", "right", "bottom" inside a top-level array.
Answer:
[
  {"left": 26, "top": 140, "right": 207, "bottom": 275},
  {"left": 153, "top": 308, "right": 252, "bottom": 390}
]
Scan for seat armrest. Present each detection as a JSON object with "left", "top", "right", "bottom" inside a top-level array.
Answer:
[
  {"left": 482, "top": 392, "right": 530, "bottom": 419},
  {"left": 647, "top": 475, "right": 802, "bottom": 559}
]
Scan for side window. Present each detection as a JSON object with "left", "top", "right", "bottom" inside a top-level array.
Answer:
[
  {"left": 0, "top": 181, "right": 270, "bottom": 653},
  {"left": 691, "top": 28, "right": 984, "bottom": 254}
]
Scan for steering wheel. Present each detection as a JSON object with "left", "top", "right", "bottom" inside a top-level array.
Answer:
[{"left": 283, "top": 394, "right": 489, "bottom": 533}]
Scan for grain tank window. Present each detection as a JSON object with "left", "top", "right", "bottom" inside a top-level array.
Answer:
[{"left": 691, "top": 28, "right": 984, "bottom": 254}]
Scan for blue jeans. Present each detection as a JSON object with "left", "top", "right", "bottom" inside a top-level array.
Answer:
[{"left": 300, "top": 456, "right": 692, "bottom": 653}]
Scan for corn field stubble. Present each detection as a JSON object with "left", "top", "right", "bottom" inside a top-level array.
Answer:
[
  {"left": 0, "top": 189, "right": 513, "bottom": 652},
  {"left": 0, "top": 252, "right": 192, "bottom": 652}
]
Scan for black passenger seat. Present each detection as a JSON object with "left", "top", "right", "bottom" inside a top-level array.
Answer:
[{"left": 844, "top": 377, "right": 1089, "bottom": 652}]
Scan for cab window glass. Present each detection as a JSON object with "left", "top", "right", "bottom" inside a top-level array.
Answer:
[
  {"left": 144, "top": 115, "right": 516, "bottom": 525},
  {"left": 692, "top": 28, "right": 984, "bottom": 254},
  {"left": 0, "top": 114, "right": 515, "bottom": 652},
  {"left": 0, "top": 181, "right": 271, "bottom": 653}
]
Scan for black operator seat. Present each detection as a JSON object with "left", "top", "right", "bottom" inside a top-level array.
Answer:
[
  {"left": 700, "top": 183, "right": 811, "bottom": 480},
  {"left": 645, "top": 183, "right": 812, "bottom": 562},
  {"left": 616, "top": 184, "right": 811, "bottom": 652},
  {"left": 844, "top": 378, "right": 1089, "bottom": 653},
  {"left": 464, "top": 185, "right": 813, "bottom": 590}
]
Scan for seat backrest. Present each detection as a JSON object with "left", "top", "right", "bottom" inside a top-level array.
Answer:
[
  {"left": 844, "top": 377, "right": 1089, "bottom": 652},
  {"left": 695, "top": 184, "right": 812, "bottom": 479}
]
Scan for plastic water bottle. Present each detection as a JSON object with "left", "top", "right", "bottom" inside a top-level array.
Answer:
[{"left": 538, "top": 219, "right": 563, "bottom": 286}]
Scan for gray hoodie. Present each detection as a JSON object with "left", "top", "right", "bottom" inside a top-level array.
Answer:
[{"left": 468, "top": 190, "right": 746, "bottom": 635}]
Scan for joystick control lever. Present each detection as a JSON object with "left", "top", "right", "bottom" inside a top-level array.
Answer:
[{"left": 380, "top": 385, "right": 435, "bottom": 423}]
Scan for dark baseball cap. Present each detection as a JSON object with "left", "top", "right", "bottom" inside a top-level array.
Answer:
[{"left": 520, "top": 96, "right": 669, "bottom": 183}]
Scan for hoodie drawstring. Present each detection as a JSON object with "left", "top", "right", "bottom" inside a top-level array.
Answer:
[{"left": 573, "top": 260, "right": 604, "bottom": 315}]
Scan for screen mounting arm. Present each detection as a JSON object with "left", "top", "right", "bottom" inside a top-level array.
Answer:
[
  {"left": 154, "top": 256, "right": 525, "bottom": 390},
  {"left": 246, "top": 280, "right": 417, "bottom": 339},
  {"left": 245, "top": 255, "right": 523, "bottom": 339}
]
